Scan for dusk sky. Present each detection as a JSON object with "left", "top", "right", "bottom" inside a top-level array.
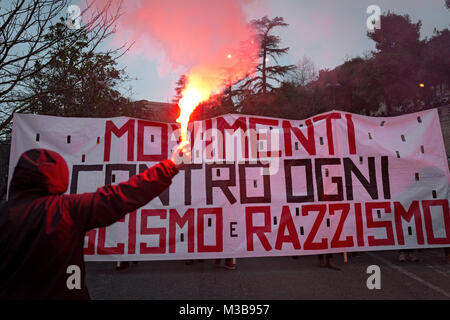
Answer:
[{"left": 103, "top": 0, "right": 450, "bottom": 103}]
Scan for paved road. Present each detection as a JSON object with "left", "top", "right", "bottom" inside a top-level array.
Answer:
[{"left": 85, "top": 249, "right": 450, "bottom": 300}]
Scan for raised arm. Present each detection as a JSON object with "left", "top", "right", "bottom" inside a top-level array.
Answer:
[{"left": 66, "top": 141, "right": 191, "bottom": 231}]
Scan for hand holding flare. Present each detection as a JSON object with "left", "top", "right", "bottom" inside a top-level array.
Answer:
[{"left": 170, "top": 141, "right": 191, "bottom": 169}]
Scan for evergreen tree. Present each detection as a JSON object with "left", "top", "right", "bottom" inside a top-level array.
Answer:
[
  {"left": 239, "top": 16, "right": 295, "bottom": 94},
  {"left": 29, "top": 20, "right": 130, "bottom": 118}
]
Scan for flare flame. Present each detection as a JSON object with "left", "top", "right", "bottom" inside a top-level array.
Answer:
[{"left": 176, "top": 87, "right": 204, "bottom": 142}]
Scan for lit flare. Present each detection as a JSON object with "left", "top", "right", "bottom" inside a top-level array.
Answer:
[
  {"left": 176, "top": 88, "right": 201, "bottom": 141},
  {"left": 176, "top": 83, "right": 212, "bottom": 142}
]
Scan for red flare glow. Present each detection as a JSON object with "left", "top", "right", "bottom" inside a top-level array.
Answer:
[{"left": 85, "top": 1, "right": 261, "bottom": 142}]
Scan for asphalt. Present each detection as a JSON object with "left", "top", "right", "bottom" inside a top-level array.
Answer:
[{"left": 85, "top": 249, "right": 450, "bottom": 300}]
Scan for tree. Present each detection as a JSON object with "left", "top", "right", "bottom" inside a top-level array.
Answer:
[
  {"left": 367, "top": 12, "right": 424, "bottom": 115},
  {"left": 0, "top": 0, "right": 128, "bottom": 138},
  {"left": 239, "top": 16, "right": 295, "bottom": 94},
  {"left": 368, "top": 12, "right": 422, "bottom": 53},
  {"left": 331, "top": 57, "right": 383, "bottom": 115},
  {"left": 288, "top": 55, "right": 318, "bottom": 86},
  {"left": 28, "top": 20, "right": 131, "bottom": 118},
  {"left": 420, "top": 28, "right": 450, "bottom": 108}
]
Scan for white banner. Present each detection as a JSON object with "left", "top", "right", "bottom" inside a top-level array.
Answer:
[{"left": 9, "top": 109, "right": 450, "bottom": 261}]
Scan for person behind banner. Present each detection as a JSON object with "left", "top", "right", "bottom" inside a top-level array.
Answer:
[
  {"left": 214, "top": 258, "right": 236, "bottom": 270},
  {"left": 0, "top": 141, "right": 191, "bottom": 300},
  {"left": 317, "top": 254, "right": 340, "bottom": 271}
]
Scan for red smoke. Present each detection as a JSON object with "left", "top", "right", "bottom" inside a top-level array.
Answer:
[
  {"left": 86, "top": 0, "right": 261, "bottom": 95},
  {"left": 86, "top": 0, "right": 261, "bottom": 141}
]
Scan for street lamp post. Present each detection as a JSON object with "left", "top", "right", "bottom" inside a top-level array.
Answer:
[{"left": 326, "top": 82, "right": 342, "bottom": 108}]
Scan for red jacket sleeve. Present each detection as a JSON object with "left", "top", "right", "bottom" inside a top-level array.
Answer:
[{"left": 65, "top": 160, "right": 178, "bottom": 231}]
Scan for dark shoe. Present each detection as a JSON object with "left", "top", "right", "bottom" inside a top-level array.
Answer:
[
  {"left": 116, "top": 261, "right": 130, "bottom": 270},
  {"left": 326, "top": 256, "right": 341, "bottom": 271},
  {"left": 326, "top": 261, "right": 341, "bottom": 271},
  {"left": 408, "top": 252, "right": 419, "bottom": 262}
]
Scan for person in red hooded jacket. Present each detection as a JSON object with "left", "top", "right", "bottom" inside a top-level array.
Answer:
[{"left": 0, "top": 141, "right": 190, "bottom": 300}]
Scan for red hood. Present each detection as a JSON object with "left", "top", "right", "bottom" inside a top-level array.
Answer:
[{"left": 9, "top": 149, "right": 69, "bottom": 198}]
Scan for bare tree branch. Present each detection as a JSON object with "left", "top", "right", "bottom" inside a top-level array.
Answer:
[{"left": 0, "top": 0, "right": 130, "bottom": 139}]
